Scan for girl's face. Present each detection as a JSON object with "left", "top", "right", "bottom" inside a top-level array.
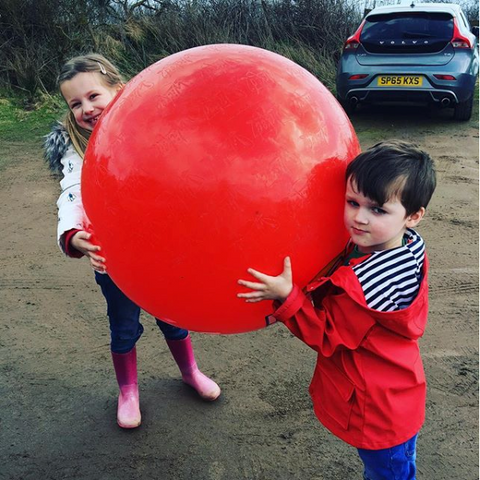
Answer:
[
  {"left": 60, "top": 72, "right": 120, "bottom": 131},
  {"left": 343, "top": 177, "right": 425, "bottom": 253}
]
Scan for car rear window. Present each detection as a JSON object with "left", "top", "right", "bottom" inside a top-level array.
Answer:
[{"left": 360, "top": 12, "right": 454, "bottom": 53}]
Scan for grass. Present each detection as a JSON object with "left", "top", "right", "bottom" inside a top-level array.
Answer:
[
  {"left": 0, "top": 91, "right": 65, "bottom": 171},
  {"left": 472, "top": 80, "right": 479, "bottom": 129},
  {"left": 0, "top": 92, "right": 65, "bottom": 143}
]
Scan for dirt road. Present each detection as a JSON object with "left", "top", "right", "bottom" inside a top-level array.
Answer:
[{"left": 1, "top": 103, "right": 478, "bottom": 479}]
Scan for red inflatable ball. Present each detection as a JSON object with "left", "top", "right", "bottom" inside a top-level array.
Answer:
[{"left": 82, "top": 44, "right": 360, "bottom": 334}]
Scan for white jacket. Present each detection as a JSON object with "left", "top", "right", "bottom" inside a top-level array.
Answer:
[
  {"left": 44, "top": 125, "right": 86, "bottom": 253},
  {"left": 56, "top": 144, "right": 86, "bottom": 252}
]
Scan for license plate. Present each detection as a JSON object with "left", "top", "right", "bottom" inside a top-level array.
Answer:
[{"left": 377, "top": 76, "right": 423, "bottom": 87}]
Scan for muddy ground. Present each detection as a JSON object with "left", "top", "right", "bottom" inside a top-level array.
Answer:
[{"left": 1, "top": 103, "right": 478, "bottom": 480}]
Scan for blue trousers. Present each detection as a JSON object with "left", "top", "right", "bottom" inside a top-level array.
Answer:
[
  {"left": 95, "top": 272, "right": 188, "bottom": 354},
  {"left": 358, "top": 434, "right": 418, "bottom": 480}
]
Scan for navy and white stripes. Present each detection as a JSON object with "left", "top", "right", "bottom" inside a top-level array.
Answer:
[{"left": 352, "top": 229, "right": 425, "bottom": 312}]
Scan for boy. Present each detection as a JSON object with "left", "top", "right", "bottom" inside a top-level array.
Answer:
[{"left": 238, "top": 140, "right": 436, "bottom": 479}]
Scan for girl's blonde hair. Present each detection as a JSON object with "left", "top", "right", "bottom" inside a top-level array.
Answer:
[{"left": 58, "top": 53, "right": 124, "bottom": 158}]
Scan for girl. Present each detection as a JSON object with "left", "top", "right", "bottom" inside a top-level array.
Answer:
[{"left": 45, "top": 53, "right": 221, "bottom": 429}]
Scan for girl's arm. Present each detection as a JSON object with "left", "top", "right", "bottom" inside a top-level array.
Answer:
[
  {"left": 69, "top": 230, "right": 106, "bottom": 272},
  {"left": 61, "top": 228, "right": 83, "bottom": 258},
  {"left": 56, "top": 145, "right": 85, "bottom": 253},
  {"left": 55, "top": 145, "right": 106, "bottom": 271}
]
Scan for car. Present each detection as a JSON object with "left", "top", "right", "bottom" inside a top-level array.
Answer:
[{"left": 336, "top": 2, "right": 479, "bottom": 120}]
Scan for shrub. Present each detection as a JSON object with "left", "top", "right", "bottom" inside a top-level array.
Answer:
[{"left": 0, "top": 0, "right": 361, "bottom": 100}]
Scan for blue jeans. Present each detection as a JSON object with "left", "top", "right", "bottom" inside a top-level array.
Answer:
[
  {"left": 358, "top": 434, "right": 418, "bottom": 480},
  {"left": 95, "top": 272, "right": 188, "bottom": 354}
]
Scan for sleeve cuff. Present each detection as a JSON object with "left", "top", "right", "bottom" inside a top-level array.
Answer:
[
  {"left": 271, "top": 285, "right": 307, "bottom": 323},
  {"left": 62, "top": 229, "right": 84, "bottom": 258}
]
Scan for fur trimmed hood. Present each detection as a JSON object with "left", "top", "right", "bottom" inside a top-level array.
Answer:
[{"left": 44, "top": 122, "right": 71, "bottom": 174}]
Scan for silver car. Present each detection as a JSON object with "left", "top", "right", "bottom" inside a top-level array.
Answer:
[{"left": 336, "top": 2, "right": 479, "bottom": 120}]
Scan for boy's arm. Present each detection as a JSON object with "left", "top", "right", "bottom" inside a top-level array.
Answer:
[
  {"left": 238, "top": 258, "right": 375, "bottom": 356},
  {"left": 270, "top": 284, "right": 375, "bottom": 357}
]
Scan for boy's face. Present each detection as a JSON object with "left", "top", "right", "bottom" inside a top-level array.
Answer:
[{"left": 344, "top": 178, "right": 425, "bottom": 254}]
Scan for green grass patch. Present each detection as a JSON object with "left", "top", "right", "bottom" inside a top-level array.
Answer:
[
  {"left": 0, "top": 92, "right": 65, "bottom": 171},
  {"left": 0, "top": 92, "right": 65, "bottom": 143},
  {"left": 471, "top": 80, "right": 479, "bottom": 129}
]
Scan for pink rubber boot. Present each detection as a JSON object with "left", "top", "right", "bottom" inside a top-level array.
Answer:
[
  {"left": 111, "top": 347, "right": 141, "bottom": 428},
  {"left": 166, "top": 335, "right": 221, "bottom": 401}
]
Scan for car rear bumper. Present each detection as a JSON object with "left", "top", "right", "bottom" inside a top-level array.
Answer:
[
  {"left": 343, "top": 87, "right": 459, "bottom": 106},
  {"left": 336, "top": 72, "right": 477, "bottom": 105}
]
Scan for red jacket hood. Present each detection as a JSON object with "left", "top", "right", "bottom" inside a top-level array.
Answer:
[{"left": 325, "top": 255, "right": 429, "bottom": 340}]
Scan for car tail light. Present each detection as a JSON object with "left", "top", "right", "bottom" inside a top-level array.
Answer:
[
  {"left": 434, "top": 74, "right": 456, "bottom": 80},
  {"left": 349, "top": 74, "right": 368, "bottom": 80},
  {"left": 451, "top": 19, "right": 472, "bottom": 49},
  {"left": 345, "top": 40, "right": 360, "bottom": 50},
  {"left": 344, "top": 20, "right": 365, "bottom": 50}
]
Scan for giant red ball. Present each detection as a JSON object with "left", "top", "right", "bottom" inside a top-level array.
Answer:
[{"left": 82, "top": 44, "right": 360, "bottom": 334}]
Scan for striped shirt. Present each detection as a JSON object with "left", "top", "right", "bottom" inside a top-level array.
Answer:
[{"left": 351, "top": 228, "right": 425, "bottom": 312}]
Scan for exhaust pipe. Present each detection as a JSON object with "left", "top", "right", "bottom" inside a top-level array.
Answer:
[
  {"left": 350, "top": 96, "right": 359, "bottom": 107},
  {"left": 441, "top": 97, "right": 451, "bottom": 107}
]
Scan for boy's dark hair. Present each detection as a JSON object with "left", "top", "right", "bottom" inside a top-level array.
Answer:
[{"left": 345, "top": 140, "right": 436, "bottom": 216}]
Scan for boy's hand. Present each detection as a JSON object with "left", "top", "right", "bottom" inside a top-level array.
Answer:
[
  {"left": 71, "top": 231, "right": 107, "bottom": 273},
  {"left": 237, "top": 257, "right": 293, "bottom": 303}
]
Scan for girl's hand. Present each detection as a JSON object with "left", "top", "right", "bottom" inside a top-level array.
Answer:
[
  {"left": 237, "top": 257, "right": 293, "bottom": 303},
  {"left": 71, "top": 231, "right": 107, "bottom": 273}
]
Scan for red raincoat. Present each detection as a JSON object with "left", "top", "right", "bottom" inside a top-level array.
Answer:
[{"left": 271, "top": 253, "right": 429, "bottom": 449}]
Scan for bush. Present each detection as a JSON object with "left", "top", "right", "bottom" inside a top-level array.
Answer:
[{"left": 0, "top": 0, "right": 361, "bottom": 100}]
